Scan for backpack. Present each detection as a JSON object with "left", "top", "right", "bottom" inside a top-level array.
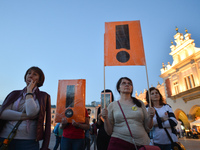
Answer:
[{"left": 53, "top": 123, "right": 60, "bottom": 135}]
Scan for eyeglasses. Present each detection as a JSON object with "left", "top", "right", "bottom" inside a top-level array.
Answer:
[{"left": 120, "top": 82, "right": 132, "bottom": 86}]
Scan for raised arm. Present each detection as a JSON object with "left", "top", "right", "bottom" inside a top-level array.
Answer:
[
  {"left": 146, "top": 107, "right": 155, "bottom": 129},
  {"left": 143, "top": 102, "right": 155, "bottom": 132},
  {"left": 101, "top": 105, "right": 113, "bottom": 135}
]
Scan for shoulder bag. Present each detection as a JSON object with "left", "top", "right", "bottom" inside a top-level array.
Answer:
[
  {"left": 0, "top": 120, "right": 22, "bottom": 150},
  {"left": 117, "top": 101, "right": 160, "bottom": 150},
  {"left": 155, "top": 110, "right": 186, "bottom": 150}
]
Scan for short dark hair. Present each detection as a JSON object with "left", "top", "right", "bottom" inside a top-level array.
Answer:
[
  {"left": 146, "top": 87, "right": 165, "bottom": 107},
  {"left": 87, "top": 108, "right": 91, "bottom": 111},
  {"left": 24, "top": 66, "right": 45, "bottom": 87}
]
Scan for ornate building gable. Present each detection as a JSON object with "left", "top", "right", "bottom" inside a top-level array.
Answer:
[{"left": 160, "top": 28, "right": 200, "bottom": 102}]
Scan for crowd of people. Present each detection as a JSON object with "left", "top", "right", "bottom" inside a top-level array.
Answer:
[{"left": 0, "top": 66, "right": 180, "bottom": 150}]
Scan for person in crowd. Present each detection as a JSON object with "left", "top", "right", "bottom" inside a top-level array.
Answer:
[
  {"left": 60, "top": 108, "right": 90, "bottom": 150},
  {"left": 146, "top": 87, "right": 178, "bottom": 150},
  {"left": 0, "top": 66, "right": 51, "bottom": 150},
  {"left": 96, "top": 89, "right": 114, "bottom": 150},
  {"left": 101, "top": 77, "right": 155, "bottom": 150},
  {"left": 188, "top": 128, "right": 193, "bottom": 138},
  {"left": 53, "top": 123, "right": 63, "bottom": 150},
  {"left": 182, "top": 129, "right": 186, "bottom": 137},
  {"left": 192, "top": 128, "right": 198, "bottom": 139},
  {"left": 176, "top": 128, "right": 180, "bottom": 138},
  {"left": 85, "top": 109, "right": 91, "bottom": 150},
  {"left": 90, "top": 119, "right": 97, "bottom": 150}
]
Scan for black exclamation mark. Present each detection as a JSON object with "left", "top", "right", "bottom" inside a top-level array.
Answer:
[
  {"left": 65, "top": 85, "right": 75, "bottom": 118},
  {"left": 116, "top": 24, "right": 130, "bottom": 63}
]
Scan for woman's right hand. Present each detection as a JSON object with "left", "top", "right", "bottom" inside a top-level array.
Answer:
[
  {"left": 61, "top": 118, "right": 68, "bottom": 125},
  {"left": 26, "top": 79, "right": 37, "bottom": 93},
  {"left": 101, "top": 107, "right": 108, "bottom": 120},
  {"left": 60, "top": 118, "right": 68, "bottom": 129},
  {"left": 101, "top": 106, "right": 113, "bottom": 135}
]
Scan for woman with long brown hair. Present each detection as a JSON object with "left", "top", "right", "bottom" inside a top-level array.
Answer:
[{"left": 146, "top": 87, "right": 178, "bottom": 150}]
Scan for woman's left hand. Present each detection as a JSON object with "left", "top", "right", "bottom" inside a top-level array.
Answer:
[{"left": 148, "top": 107, "right": 155, "bottom": 118}]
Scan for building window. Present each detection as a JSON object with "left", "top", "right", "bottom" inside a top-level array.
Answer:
[
  {"left": 173, "top": 81, "right": 179, "bottom": 94},
  {"left": 184, "top": 74, "right": 195, "bottom": 90},
  {"left": 184, "top": 78, "right": 188, "bottom": 90},
  {"left": 52, "top": 110, "right": 55, "bottom": 113},
  {"left": 52, "top": 115, "right": 54, "bottom": 118},
  {"left": 191, "top": 74, "right": 195, "bottom": 87}
]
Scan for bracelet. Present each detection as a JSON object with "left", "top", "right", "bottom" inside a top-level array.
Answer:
[{"left": 25, "top": 93, "right": 33, "bottom": 96}]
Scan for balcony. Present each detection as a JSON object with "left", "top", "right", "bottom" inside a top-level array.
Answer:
[{"left": 170, "top": 86, "right": 200, "bottom": 102}]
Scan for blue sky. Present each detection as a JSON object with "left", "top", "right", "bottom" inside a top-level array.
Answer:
[{"left": 0, "top": 0, "right": 200, "bottom": 105}]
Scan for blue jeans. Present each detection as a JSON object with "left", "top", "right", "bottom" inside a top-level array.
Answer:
[
  {"left": 0, "top": 138, "right": 39, "bottom": 150},
  {"left": 53, "top": 136, "right": 61, "bottom": 150},
  {"left": 90, "top": 135, "right": 97, "bottom": 150},
  {"left": 154, "top": 143, "right": 172, "bottom": 150},
  {"left": 84, "top": 137, "right": 90, "bottom": 150},
  {"left": 61, "top": 137, "right": 84, "bottom": 150}
]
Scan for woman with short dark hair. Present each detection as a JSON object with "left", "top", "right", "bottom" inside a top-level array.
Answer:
[
  {"left": 0, "top": 66, "right": 51, "bottom": 150},
  {"left": 102, "top": 77, "right": 155, "bottom": 150}
]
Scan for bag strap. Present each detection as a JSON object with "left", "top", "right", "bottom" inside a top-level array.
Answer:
[
  {"left": 117, "top": 101, "right": 133, "bottom": 138},
  {"left": 1, "top": 120, "right": 22, "bottom": 147},
  {"left": 155, "top": 110, "right": 174, "bottom": 143},
  {"left": 117, "top": 101, "right": 138, "bottom": 150}
]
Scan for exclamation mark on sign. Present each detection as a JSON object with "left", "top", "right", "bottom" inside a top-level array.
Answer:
[
  {"left": 65, "top": 85, "right": 75, "bottom": 118},
  {"left": 116, "top": 24, "right": 130, "bottom": 63}
]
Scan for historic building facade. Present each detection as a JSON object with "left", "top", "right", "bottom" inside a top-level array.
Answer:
[
  {"left": 51, "top": 105, "right": 56, "bottom": 127},
  {"left": 136, "top": 28, "right": 200, "bottom": 130},
  {"left": 160, "top": 28, "right": 200, "bottom": 129},
  {"left": 86, "top": 101, "right": 100, "bottom": 123}
]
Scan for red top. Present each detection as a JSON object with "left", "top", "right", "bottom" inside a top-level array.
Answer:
[{"left": 63, "top": 108, "right": 89, "bottom": 139}]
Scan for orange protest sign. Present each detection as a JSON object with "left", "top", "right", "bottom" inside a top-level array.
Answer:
[
  {"left": 104, "top": 20, "right": 146, "bottom": 66},
  {"left": 55, "top": 79, "right": 86, "bottom": 123}
]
